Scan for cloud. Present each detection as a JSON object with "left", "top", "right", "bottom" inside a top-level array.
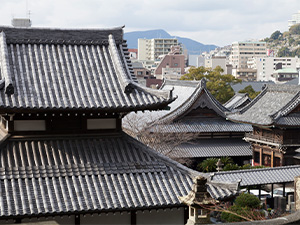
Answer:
[{"left": 0, "top": 0, "right": 298, "bottom": 46}]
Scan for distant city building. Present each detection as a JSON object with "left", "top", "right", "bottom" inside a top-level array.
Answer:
[
  {"left": 138, "top": 38, "right": 180, "bottom": 61},
  {"left": 154, "top": 46, "right": 185, "bottom": 80},
  {"left": 230, "top": 41, "right": 267, "bottom": 69},
  {"left": 128, "top": 49, "right": 138, "bottom": 59},
  {"left": 132, "top": 61, "right": 152, "bottom": 79},
  {"left": 230, "top": 41, "right": 266, "bottom": 80},
  {"left": 11, "top": 18, "right": 31, "bottom": 27},
  {"left": 247, "top": 57, "right": 298, "bottom": 81},
  {"left": 288, "top": 10, "right": 300, "bottom": 28}
]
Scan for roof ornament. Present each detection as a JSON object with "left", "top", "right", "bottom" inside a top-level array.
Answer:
[
  {"left": 0, "top": 32, "right": 14, "bottom": 95},
  {"left": 200, "top": 78, "right": 207, "bottom": 88}
]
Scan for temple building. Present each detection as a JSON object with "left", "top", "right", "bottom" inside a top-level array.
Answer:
[
  {"left": 145, "top": 79, "right": 253, "bottom": 166},
  {"left": 228, "top": 84, "right": 300, "bottom": 167},
  {"left": 0, "top": 26, "right": 238, "bottom": 225}
]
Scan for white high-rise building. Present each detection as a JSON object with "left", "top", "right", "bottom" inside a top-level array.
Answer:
[
  {"left": 288, "top": 10, "right": 300, "bottom": 29},
  {"left": 247, "top": 57, "right": 298, "bottom": 81},
  {"left": 230, "top": 41, "right": 267, "bottom": 69},
  {"left": 138, "top": 38, "right": 179, "bottom": 61},
  {"left": 230, "top": 41, "right": 266, "bottom": 81}
]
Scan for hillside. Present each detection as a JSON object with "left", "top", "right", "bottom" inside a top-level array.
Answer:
[
  {"left": 263, "top": 24, "right": 300, "bottom": 57},
  {"left": 124, "top": 29, "right": 218, "bottom": 55}
]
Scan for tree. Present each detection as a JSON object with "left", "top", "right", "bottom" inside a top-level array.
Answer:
[
  {"left": 221, "top": 193, "right": 262, "bottom": 222},
  {"left": 235, "top": 193, "right": 261, "bottom": 209},
  {"left": 238, "top": 85, "right": 260, "bottom": 99},
  {"left": 270, "top": 30, "right": 282, "bottom": 40},
  {"left": 180, "top": 66, "right": 241, "bottom": 103},
  {"left": 277, "top": 47, "right": 292, "bottom": 57},
  {"left": 289, "top": 24, "right": 300, "bottom": 35},
  {"left": 197, "top": 158, "right": 218, "bottom": 172}
]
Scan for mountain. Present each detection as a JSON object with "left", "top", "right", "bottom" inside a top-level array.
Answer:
[{"left": 124, "top": 29, "right": 218, "bottom": 55}]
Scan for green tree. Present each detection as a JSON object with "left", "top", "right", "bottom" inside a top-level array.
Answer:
[
  {"left": 277, "top": 47, "right": 292, "bottom": 57},
  {"left": 223, "top": 163, "right": 240, "bottom": 171},
  {"left": 221, "top": 193, "right": 262, "bottom": 222},
  {"left": 197, "top": 158, "right": 218, "bottom": 172},
  {"left": 289, "top": 24, "right": 300, "bottom": 35},
  {"left": 270, "top": 30, "right": 282, "bottom": 40},
  {"left": 180, "top": 66, "right": 241, "bottom": 103},
  {"left": 235, "top": 193, "right": 261, "bottom": 208},
  {"left": 238, "top": 85, "right": 260, "bottom": 99}
]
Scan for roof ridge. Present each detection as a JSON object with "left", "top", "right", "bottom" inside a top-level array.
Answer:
[
  {"left": 214, "top": 164, "right": 300, "bottom": 175},
  {"left": 0, "top": 32, "right": 14, "bottom": 95},
  {"left": 233, "top": 85, "right": 268, "bottom": 115},
  {"left": 0, "top": 26, "right": 124, "bottom": 45},
  {"left": 153, "top": 78, "right": 229, "bottom": 124},
  {"left": 272, "top": 91, "right": 300, "bottom": 121},
  {"left": 124, "top": 132, "right": 201, "bottom": 177}
]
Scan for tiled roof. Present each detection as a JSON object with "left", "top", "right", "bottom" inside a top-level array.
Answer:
[
  {"left": 223, "top": 93, "right": 251, "bottom": 112},
  {"left": 150, "top": 118, "right": 252, "bottom": 134},
  {"left": 156, "top": 79, "right": 230, "bottom": 125},
  {"left": 0, "top": 132, "right": 197, "bottom": 217},
  {"left": 206, "top": 180, "right": 240, "bottom": 200},
  {"left": 227, "top": 84, "right": 300, "bottom": 126},
  {"left": 123, "top": 79, "right": 198, "bottom": 132},
  {"left": 211, "top": 165, "right": 300, "bottom": 186},
  {"left": 231, "top": 81, "right": 274, "bottom": 93},
  {"left": 163, "top": 138, "right": 251, "bottom": 158},
  {"left": 0, "top": 132, "right": 238, "bottom": 217},
  {"left": 0, "top": 26, "right": 173, "bottom": 113}
]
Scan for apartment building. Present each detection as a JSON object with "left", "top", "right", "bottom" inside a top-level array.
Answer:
[
  {"left": 230, "top": 41, "right": 266, "bottom": 80},
  {"left": 230, "top": 41, "right": 267, "bottom": 69},
  {"left": 138, "top": 38, "right": 180, "bottom": 61},
  {"left": 288, "top": 10, "right": 300, "bottom": 29},
  {"left": 154, "top": 46, "right": 185, "bottom": 80},
  {"left": 248, "top": 57, "right": 298, "bottom": 81}
]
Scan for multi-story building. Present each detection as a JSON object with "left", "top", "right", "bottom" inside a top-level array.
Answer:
[
  {"left": 247, "top": 57, "right": 298, "bottom": 81},
  {"left": 288, "top": 10, "right": 300, "bottom": 29},
  {"left": 154, "top": 46, "right": 185, "bottom": 80},
  {"left": 138, "top": 38, "right": 180, "bottom": 61},
  {"left": 230, "top": 41, "right": 266, "bottom": 80},
  {"left": 230, "top": 41, "right": 267, "bottom": 69}
]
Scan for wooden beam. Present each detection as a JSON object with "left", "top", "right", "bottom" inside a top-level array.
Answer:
[
  {"left": 131, "top": 211, "right": 136, "bottom": 225},
  {"left": 75, "top": 214, "right": 80, "bottom": 225}
]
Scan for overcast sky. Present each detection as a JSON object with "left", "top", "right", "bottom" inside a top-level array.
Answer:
[{"left": 0, "top": 0, "right": 298, "bottom": 46}]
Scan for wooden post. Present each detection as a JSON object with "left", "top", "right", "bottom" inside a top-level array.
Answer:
[
  {"left": 258, "top": 185, "right": 261, "bottom": 200},
  {"left": 283, "top": 183, "right": 286, "bottom": 197},
  {"left": 271, "top": 151, "right": 274, "bottom": 167},
  {"left": 131, "top": 211, "right": 136, "bottom": 225},
  {"left": 271, "top": 184, "right": 274, "bottom": 198},
  {"left": 259, "top": 148, "right": 263, "bottom": 166}
]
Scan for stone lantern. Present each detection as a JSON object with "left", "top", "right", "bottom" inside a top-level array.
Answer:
[{"left": 179, "top": 176, "right": 218, "bottom": 225}]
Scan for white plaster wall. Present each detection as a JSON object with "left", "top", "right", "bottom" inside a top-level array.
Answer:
[{"left": 136, "top": 208, "right": 184, "bottom": 225}]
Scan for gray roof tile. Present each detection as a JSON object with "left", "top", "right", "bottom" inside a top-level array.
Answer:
[
  {"left": 211, "top": 165, "right": 300, "bottom": 186},
  {"left": 0, "top": 132, "right": 197, "bottom": 217},
  {"left": 165, "top": 138, "right": 251, "bottom": 158},
  {"left": 0, "top": 27, "right": 173, "bottom": 113},
  {"left": 228, "top": 84, "right": 300, "bottom": 126}
]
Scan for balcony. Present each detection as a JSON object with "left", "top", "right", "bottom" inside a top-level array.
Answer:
[{"left": 244, "top": 133, "right": 300, "bottom": 146}]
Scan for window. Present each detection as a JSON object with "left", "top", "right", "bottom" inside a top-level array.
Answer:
[
  {"left": 137, "top": 71, "right": 143, "bottom": 75},
  {"left": 87, "top": 119, "right": 116, "bottom": 130},
  {"left": 174, "top": 63, "right": 178, "bottom": 66},
  {"left": 14, "top": 120, "right": 46, "bottom": 131}
]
